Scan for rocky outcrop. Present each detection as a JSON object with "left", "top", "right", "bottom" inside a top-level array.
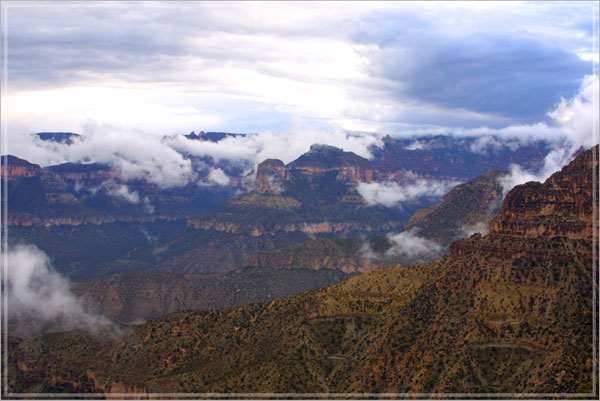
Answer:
[
  {"left": 0, "top": 155, "right": 42, "bottom": 179},
  {"left": 405, "top": 169, "right": 506, "bottom": 244},
  {"left": 371, "top": 134, "right": 551, "bottom": 181},
  {"left": 289, "top": 144, "right": 375, "bottom": 184},
  {"left": 187, "top": 218, "right": 404, "bottom": 236},
  {"left": 255, "top": 159, "right": 289, "bottom": 192},
  {"left": 246, "top": 169, "right": 511, "bottom": 274},
  {"left": 46, "top": 162, "right": 115, "bottom": 184},
  {"left": 451, "top": 145, "right": 598, "bottom": 262}
]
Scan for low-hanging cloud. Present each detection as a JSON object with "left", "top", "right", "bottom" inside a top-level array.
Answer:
[
  {"left": 356, "top": 178, "right": 461, "bottom": 207},
  {"left": 469, "top": 135, "right": 523, "bottom": 155},
  {"left": 205, "top": 167, "right": 231, "bottom": 186},
  {"left": 2, "top": 244, "right": 116, "bottom": 336},
  {"left": 7, "top": 122, "right": 382, "bottom": 189},
  {"left": 2, "top": 73, "right": 596, "bottom": 194},
  {"left": 7, "top": 122, "right": 197, "bottom": 189},
  {"left": 105, "top": 183, "right": 141, "bottom": 204},
  {"left": 385, "top": 229, "right": 444, "bottom": 260},
  {"left": 165, "top": 127, "right": 380, "bottom": 166}
]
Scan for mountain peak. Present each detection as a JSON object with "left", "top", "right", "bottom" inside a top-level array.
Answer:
[
  {"left": 34, "top": 132, "right": 81, "bottom": 144},
  {"left": 290, "top": 144, "right": 371, "bottom": 170},
  {"left": 451, "top": 144, "right": 598, "bottom": 260},
  {"left": 0, "top": 155, "right": 42, "bottom": 179},
  {"left": 309, "top": 143, "right": 343, "bottom": 153},
  {"left": 255, "top": 159, "right": 289, "bottom": 193}
]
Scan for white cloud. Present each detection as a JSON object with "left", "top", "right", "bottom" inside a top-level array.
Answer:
[
  {"left": 358, "top": 241, "right": 377, "bottom": 260},
  {"left": 105, "top": 183, "right": 140, "bottom": 204},
  {"left": 405, "top": 140, "right": 428, "bottom": 150},
  {"left": 2, "top": 245, "right": 115, "bottom": 335},
  {"left": 2, "top": 121, "right": 382, "bottom": 190},
  {"left": 6, "top": 121, "right": 196, "bottom": 188},
  {"left": 356, "top": 179, "right": 461, "bottom": 207},
  {"left": 385, "top": 229, "right": 443, "bottom": 259},
  {"left": 206, "top": 167, "right": 231, "bottom": 186},
  {"left": 142, "top": 197, "right": 155, "bottom": 214},
  {"left": 1, "top": 76, "right": 596, "bottom": 195},
  {"left": 469, "top": 135, "right": 522, "bottom": 155},
  {"left": 499, "top": 74, "right": 599, "bottom": 194},
  {"left": 166, "top": 127, "right": 381, "bottom": 167}
]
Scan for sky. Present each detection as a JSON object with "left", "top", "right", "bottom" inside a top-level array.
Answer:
[{"left": 1, "top": 0, "right": 598, "bottom": 138}]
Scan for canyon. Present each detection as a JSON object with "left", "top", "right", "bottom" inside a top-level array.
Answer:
[{"left": 5, "top": 145, "right": 596, "bottom": 395}]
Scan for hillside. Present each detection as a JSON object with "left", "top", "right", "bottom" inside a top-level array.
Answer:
[
  {"left": 71, "top": 268, "right": 353, "bottom": 325},
  {"left": 6, "top": 145, "right": 596, "bottom": 396},
  {"left": 247, "top": 169, "right": 507, "bottom": 273},
  {"left": 404, "top": 168, "right": 507, "bottom": 243}
]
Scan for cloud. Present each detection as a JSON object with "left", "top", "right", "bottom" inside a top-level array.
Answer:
[
  {"left": 3, "top": 119, "right": 385, "bottom": 190},
  {"left": 358, "top": 241, "right": 377, "bottom": 260},
  {"left": 2, "top": 244, "right": 115, "bottom": 336},
  {"left": 165, "top": 126, "right": 381, "bottom": 173},
  {"left": 469, "top": 136, "right": 522, "bottom": 155},
  {"left": 206, "top": 167, "right": 231, "bottom": 186},
  {"left": 2, "top": 70, "right": 596, "bottom": 194},
  {"left": 356, "top": 178, "right": 461, "bottom": 207},
  {"left": 499, "top": 74, "right": 599, "bottom": 194},
  {"left": 6, "top": 122, "right": 196, "bottom": 188},
  {"left": 2, "top": 2, "right": 596, "bottom": 134},
  {"left": 365, "top": 34, "right": 591, "bottom": 124},
  {"left": 405, "top": 140, "right": 428, "bottom": 150},
  {"left": 142, "top": 197, "right": 155, "bottom": 214},
  {"left": 105, "top": 183, "right": 140, "bottom": 204},
  {"left": 385, "top": 229, "right": 444, "bottom": 259}
]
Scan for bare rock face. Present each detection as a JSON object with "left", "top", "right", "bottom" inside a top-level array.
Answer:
[
  {"left": 289, "top": 144, "right": 375, "bottom": 184},
  {"left": 0, "top": 155, "right": 42, "bottom": 179},
  {"left": 46, "top": 162, "right": 115, "bottom": 186},
  {"left": 255, "top": 159, "right": 289, "bottom": 192},
  {"left": 451, "top": 145, "right": 598, "bottom": 263}
]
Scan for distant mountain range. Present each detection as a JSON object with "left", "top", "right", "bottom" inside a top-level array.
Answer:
[
  {"left": 21, "top": 162, "right": 507, "bottom": 326},
  {"left": 5, "top": 145, "right": 596, "bottom": 395},
  {"left": 2, "top": 132, "right": 552, "bottom": 280}
]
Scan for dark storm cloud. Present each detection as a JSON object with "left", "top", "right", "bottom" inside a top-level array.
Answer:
[{"left": 353, "top": 10, "right": 593, "bottom": 124}]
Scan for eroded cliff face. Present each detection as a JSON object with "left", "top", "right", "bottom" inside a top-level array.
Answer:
[
  {"left": 185, "top": 147, "right": 415, "bottom": 240},
  {"left": 5, "top": 214, "right": 180, "bottom": 228},
  {"left": 288, "top": 144, "right": 376, "bottom": 184},
  {"left": 0, "top": 156, "right": 42, "bottom": 179},
  {"left": 451, "top": 145, "right": 598, "bottom": 263},
  {"left": 51, "top": 169, "right": 116, "bottom": 185},
  {"left": 255, "top": 159, "right": 290, "bottom": 192},
  {"left": 187, "top": 218, "right": 404, "bottom": 236},
  {"left": 405, "top": 169, "right": 506, "bottom": 245}
]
